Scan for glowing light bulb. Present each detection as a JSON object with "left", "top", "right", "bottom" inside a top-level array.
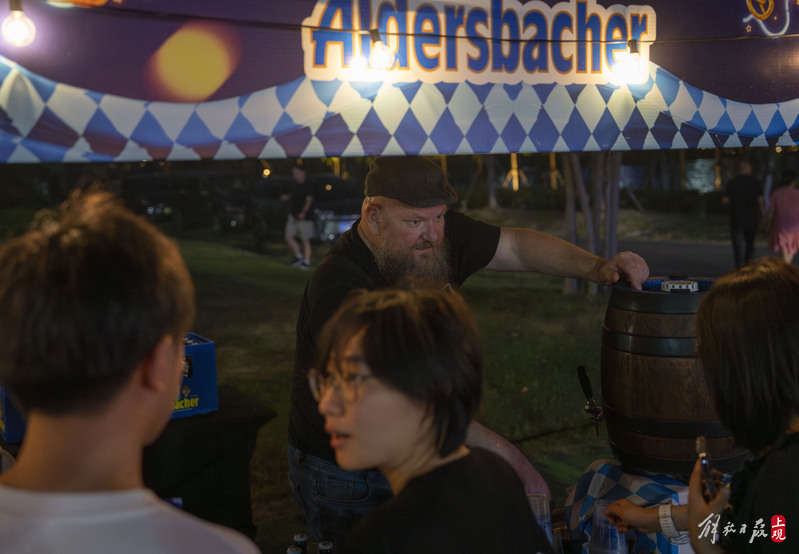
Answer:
[
  {"left": 368, "top": 29, "right": 395, "bottom": 71},
  {"left": 609, "top": 39, "right": 648, "bottom": 85},
  {"left": 369, "top": 40, "right": 395, "bottom": 70},
  {"left": 2, "top": 7, "right": 35, "bottom": 47}
]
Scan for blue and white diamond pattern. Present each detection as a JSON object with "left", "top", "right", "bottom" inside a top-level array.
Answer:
[{"left": 0, "top": 55, "right": 798, "bottom": 163}]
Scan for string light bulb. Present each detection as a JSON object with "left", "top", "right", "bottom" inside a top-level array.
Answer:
[
  {"left": 368, "top": 29, "right": 395, "bottom": 71},
  {"left": 609, "top": 39, "right": 648, "bottom": 85},
  {"left": 2, "top": 0, "right": 35, "bottom": 47}
]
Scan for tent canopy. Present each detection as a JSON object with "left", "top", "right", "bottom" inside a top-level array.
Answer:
[{"left": 0, "top": 0, "right": 797, "bottom": 163}]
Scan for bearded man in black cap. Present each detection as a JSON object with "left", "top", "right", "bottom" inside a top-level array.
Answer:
[{"left": 288, "top": 156, "right": 649, "bottom": 547}]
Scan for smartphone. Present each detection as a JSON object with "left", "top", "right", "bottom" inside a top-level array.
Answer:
[{"left": 695, "top": 435, "right": 717, "bottom": 498}]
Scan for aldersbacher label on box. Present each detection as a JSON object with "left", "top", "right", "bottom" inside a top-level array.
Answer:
[
  {"left": 172, "top": 333, "right": 219, "bottom": 419},
  {"left": 173, "top": 396, "right": 200, "bottom": 411},
  {"left": 0, "top": 385, "right": 26, "bottom": 443}
]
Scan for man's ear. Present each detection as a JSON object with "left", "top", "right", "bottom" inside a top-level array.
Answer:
[
  {"left": 364, "top": 203, "right": 382, "bottom": 236},
  {"left": 139, "top": 335, "right": 178, "bottom": 394}
]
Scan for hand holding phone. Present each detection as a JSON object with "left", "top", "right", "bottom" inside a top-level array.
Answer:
[{"left": 695, "top": 435, "right": 717, "bottom": 499}]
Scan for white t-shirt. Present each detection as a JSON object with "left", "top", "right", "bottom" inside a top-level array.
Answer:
[{"left": 0, "top": 485, "right": 261, "bottom": 553}]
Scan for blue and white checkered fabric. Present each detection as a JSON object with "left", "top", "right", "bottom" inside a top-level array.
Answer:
[
  {"left": 565, "top": 459, "right": 694, "bottom": 554},
  {"left": 0, "top": 55, "right": 797, "bottom": 163}
]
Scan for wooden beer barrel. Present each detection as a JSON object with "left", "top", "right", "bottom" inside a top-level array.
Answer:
[{"left": 601, "top": 278, "right": 749, "bottom": 477}]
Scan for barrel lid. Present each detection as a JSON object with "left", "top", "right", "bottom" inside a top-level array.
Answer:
[
  {"left": 661, "top": 280, "right": 699, "bottom": 293},
  {"left": 609, "top": 277, "right": 714, "bottom": 313}
]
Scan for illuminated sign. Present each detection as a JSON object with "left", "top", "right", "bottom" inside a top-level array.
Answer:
[{"left": 302, "top": 0, "right": 657, "bottom": 83}]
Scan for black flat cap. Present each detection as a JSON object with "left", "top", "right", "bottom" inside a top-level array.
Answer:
[{"left": 364, "top": 156, "right": 458, "bottom": 208}]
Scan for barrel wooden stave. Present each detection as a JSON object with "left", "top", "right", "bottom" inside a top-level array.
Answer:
[
  {"left": 604, "top": 305, "right": 696, "bottom": 338},
  {"left": 601, "top": 348, "right": 715, "bottom": 420},
  {"left": 607, "top": 429, "right": 744, "bottom": 475},
  {"left": 601, "top": 281, "right": 749, "bottom": 476}
]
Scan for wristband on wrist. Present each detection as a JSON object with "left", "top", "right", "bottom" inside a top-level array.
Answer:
[
  {"left": 658, "top": 503, "right": 690, "bottom": 544},
  {"left": 658, "top": 503, "right": 679, "bottom": 538}
]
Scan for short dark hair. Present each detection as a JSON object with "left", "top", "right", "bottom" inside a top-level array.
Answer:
[
  {"left": 0, "top": 191, "right": 195, "bottom": 415},
  {"left": 696, "top": 257, "right": 799, "bottom": 452},
  {"left": 315, "top": 286, "right": 482, "bottom": 457}
]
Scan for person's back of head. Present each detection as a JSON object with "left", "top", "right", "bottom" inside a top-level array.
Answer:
[
  {"left": 696, "top": 257, "right": 799, "bottom": 453},
  {"left": 315, "top": 284, "right": 481, "bottom": 457},
  {"left": 738, "top": 159, "right": 753, "bottom": 176},
  {"left": 0, "top": 190, "right": 195, "bottom": 417}
]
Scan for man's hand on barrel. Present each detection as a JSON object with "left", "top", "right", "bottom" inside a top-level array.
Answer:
[{"left": 595, "top": 251, "right": 649, "bottom": 290}]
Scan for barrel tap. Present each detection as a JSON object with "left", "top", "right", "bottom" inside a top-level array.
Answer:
[{"left": 577, "top": 365, "right": 603, "bottom": 436}]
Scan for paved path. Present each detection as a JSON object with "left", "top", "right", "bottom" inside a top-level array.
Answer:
[{"left": 618, "top": 239, "right": 776, "bottom": 279}]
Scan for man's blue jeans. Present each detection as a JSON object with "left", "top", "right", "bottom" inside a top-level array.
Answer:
[{"left": 288, "top": 444, "right": 392, "bottom": 549}]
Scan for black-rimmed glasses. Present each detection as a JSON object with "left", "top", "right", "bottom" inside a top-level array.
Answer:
[{"left": 308, "top": 368, "right": 376, "bottom": 404}]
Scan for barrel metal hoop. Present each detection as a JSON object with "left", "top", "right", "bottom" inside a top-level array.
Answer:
[
  {"left": 602, "top": 406, "right": 731, "bottom": 438},
  {"left": 608, "top": 442, "right": 750, "bottom": 477},
  {"left": 602, "top": 327, "right": 697, "bottom": 357}
]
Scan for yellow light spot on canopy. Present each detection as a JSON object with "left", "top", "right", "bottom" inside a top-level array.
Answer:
[{"left": 148, "top": 21, "right": 240, "bottom": 102}]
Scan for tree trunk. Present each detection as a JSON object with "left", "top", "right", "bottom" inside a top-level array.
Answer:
[
  {"left": 462, "top": 156, "right": 483, "bottom": 208},
  {"left": 658, "top": 151, "right": 669, "bottom": 191},
  {"left": 571, "top": 153, "right": 597, "bottom": 296},
  {"left": 560, "top": 153, "right": 578, "bottom": 295},
  {"left": 590, "top": 152, "right": 605, "bottom": 259},
  {"left": 670, "top": 150, "right": 682, "bottom": 190},
  {"left": 548, "top": 152, "right": 559, "bottom": 189},
  {"left": 679, "top": 150, "right": 687, "bottom": 190},
  {"left": 604, "top": 152, "right": 622, "bottom": 263},
  {"left": 486, "top": 154, "right": 498, "bottom": 209}
]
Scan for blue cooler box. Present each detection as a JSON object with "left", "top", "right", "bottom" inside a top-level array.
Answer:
[
  {"left": 173, "top": 332, "right": 219, "bottom": 419},
  {"left": 0, "top": 332, "right": 218, "bottom": 441},
  {"left": 0, "top": 385, "right": 26, "bottom": 443}
]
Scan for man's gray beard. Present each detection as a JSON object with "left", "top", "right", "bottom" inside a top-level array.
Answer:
[{"left": 373, "top": 238, "right": 452, "bottom": 286}]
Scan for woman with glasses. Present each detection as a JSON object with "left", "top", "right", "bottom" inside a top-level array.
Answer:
[{"left": 309, "top": 286, "right": 554, "bottom": 553}]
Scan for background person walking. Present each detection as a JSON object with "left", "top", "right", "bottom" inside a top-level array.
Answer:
[
  {"left": 722, "top": 159, "right": 765, "bottom": 269},
  {"left": 282, "top": 164, "right": 316, "bottom": 270},
  {"left": 767, "top": 170, "right": 799, "bottom": 265}
]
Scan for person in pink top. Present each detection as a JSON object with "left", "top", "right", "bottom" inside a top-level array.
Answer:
[{"left": 768, "top": 170, "right": 799, "bottom": 264}]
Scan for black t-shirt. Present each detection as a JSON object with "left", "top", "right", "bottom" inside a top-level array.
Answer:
[
  {"left": 288, "top": 210, "right": 502, "bottom": 461},
  {"left": 724, "top": 175, "right": 763, "bottom": 229},
  {"left": 289, "top": 179, "right": 316, "bottom": 218},
  {"left": 342, "top": 448, "right": 555, "bottom": 554},
  {"left": 718, "top": 433, "right": 799, "bottom": 553}
]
